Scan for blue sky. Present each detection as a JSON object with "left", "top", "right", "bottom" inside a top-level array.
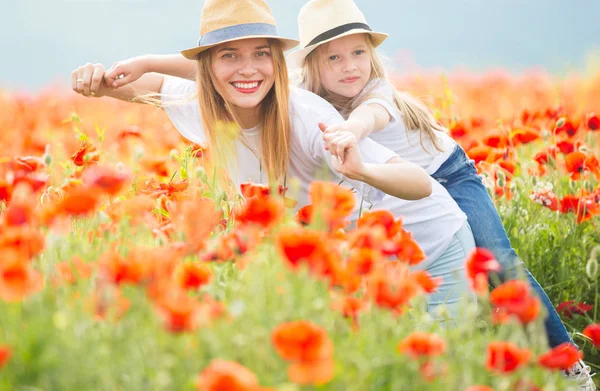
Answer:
[{"left": 1, "top": 0, "right": 599, "bottom": 91}]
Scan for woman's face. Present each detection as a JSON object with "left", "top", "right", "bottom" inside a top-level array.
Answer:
[
  {"left": 211, "top": 38, "right": 275, "bottom": 110},
  {"left": 319, "top": 34, "right": 372, "bottom": 98}
]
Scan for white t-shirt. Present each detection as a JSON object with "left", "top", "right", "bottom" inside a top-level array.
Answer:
[
  {"left": 350, "top": 79, "right": 467, "bottom": 267},
  {"left": 161, "top": 77, "right": 466, "bottom": 267},
  {"left": 359, "top": 78, "right": 456, "bottom": 175},
  {"left": 160, "top": 76, "right": 397, "bottom": 213}
]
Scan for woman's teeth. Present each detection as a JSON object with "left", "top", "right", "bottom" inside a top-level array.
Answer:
[{"left": 232, "top": 82, "right": 259, "bottom": 89}]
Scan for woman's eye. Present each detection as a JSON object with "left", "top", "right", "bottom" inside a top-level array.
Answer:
[
  {"left": 222, "top": 53, "right": 236, "bottom": 59},
  {"left": 256, "top": 51, "right": 271, "bottom": 57}
]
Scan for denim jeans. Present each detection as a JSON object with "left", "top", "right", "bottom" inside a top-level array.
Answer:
[
  {"left": 426, "top": 222, "right": 477, "bottom": 322},
  {"left": 431, "top": 145, "right": 573, "bottom": 348}
]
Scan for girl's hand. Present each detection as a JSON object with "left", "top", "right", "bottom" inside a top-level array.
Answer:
[
  {"left": 104, "top": 56, "right": 150, "bottom": 89},
  {"left": 71, "top": 63, "right": 108, "bottom": 97},
  {"left": 319, "top": 123, "right": 365, "bottom": 180}
]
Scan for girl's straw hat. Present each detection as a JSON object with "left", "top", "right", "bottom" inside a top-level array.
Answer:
[
  {"left": 287, "top": 0, "right": 388, "bottom": 68},
  {"left": 181, "top": 0, "right": 299, "bottom": 60}
]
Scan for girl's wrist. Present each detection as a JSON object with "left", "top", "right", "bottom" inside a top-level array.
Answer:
[
  {"left": 140, "top": 54, "right": 156, "bottom": 74},
  {"left": 346, "top": 119, "right": 368, "bottom": 139}
]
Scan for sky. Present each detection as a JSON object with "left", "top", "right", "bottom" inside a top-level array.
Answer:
[{"left": 1, "top": 0, "right": 599, "bottom": 92}]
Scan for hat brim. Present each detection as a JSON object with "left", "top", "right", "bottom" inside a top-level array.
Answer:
[
  {"left": 286, "top": 30, "right": 388, "bottom": 69},
  {"left": 181, "top": 36, "right": 300, "bottom": 60}
]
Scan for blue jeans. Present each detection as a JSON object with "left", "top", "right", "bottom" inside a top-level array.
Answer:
[
  {"left": 426, "top": 222, "right": 477, "bottom": 322},
  {"left": 431, "top": 145, "right": 573, "bottom": 348}
]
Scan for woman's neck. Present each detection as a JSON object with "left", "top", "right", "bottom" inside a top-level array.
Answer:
[{"left": 232, "top": 105, "right": 261, "bottom": 129}]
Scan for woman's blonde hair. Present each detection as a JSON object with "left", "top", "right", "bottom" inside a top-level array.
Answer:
[
  {"left": 302, "top": 33, "right": 445, "bottom": 153},
  {"left": 196, "top": 39, "right": 291, "bottom": 182}
]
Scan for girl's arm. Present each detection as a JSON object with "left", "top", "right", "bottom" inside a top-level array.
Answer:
[
  {"left": 104, "top": 54, "right": 197, "bottom": 88},
  {"left": 317, "top": 124, "right": 431, "bottom": 200},
  {"left": 71, "top": 62, "right": 164, "bottom": 103},
  {"left": 322, "top": 103, "right": 391, "bottom": 160}
]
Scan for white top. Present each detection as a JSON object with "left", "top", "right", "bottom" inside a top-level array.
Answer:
[
  {"left": 359, "top": 78, "right": 456, "bottom": 175},
  {"left": 161, "top": 76, "right": 466, "bottom": 267},
  {"left": 349, "top": 79, "right": 465, "bottom": 267},
  {"left": 160, "top": 76, "right": 398, "bottom": 213}
]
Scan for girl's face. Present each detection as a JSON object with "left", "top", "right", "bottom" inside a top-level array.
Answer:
[
  {"left": 319, "top": 34, "right": 372, "bottom": 98},
  {"left": 211, "top": 38, "right": 275, "bottom": 111}
]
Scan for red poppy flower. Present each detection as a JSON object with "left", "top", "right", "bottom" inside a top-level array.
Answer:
[
  {"left": 555, "top": 118, "right": 579, "bottom": 137},
  {"left": 397, "top": 332, "right": 446, "bottom": 359},
  {"left": 533, "top": 147, "right": 557, "bottom": 165},
  {"left": 174, "top": 262, "right": 212, "bottom": 290},
  {"left": 449, "top": 121, "right": 467, "bottom": 138},
  {"left": 565, "top": 151, "right": 586, "bottom": 180},
  {"left": 394, "top": 230, "right": 426, "bottom": 266},
  {"left": 412, "top": 270, "right": 443, "bottom": 294},
  {"left": 583, "top": 324, "right": 600, "bottom": 348},
  {"left": 483, "top": 132, "right": 508, "bottom": 149},
  {"left": 71, "top": 141, "right": 100, "bottom": 167},
  {"left": 196, "top": 359, "right": 271, "bottom": 391},
  {"left": 271, "top": 321, "right": 333, "bottom": 363},
  {"left": 465, "top": 248, "right": 501, "bottom": 295},
  {"left": 0, "top": 260, "right": 44, "bottom": 303},
  {"left": 82, "top": 165, "right": 131, "bottom": 196},
  {"left": 0, "top": 345, "right": 12, "bottom": 368},
  {"left": 556, "top": 301, "right": 593, "bottom": 319},
  {"left": 485, "top": 341, "right": 531, "bottom": 373},
  {"left": 235, "top": 195, "right": 284, "bottom": 230},
  {"left": 587, "top": 113, "right": 599, "bottom": 131},
  {"left": 490, "top": 280, "right": 540, "bottom": 324},
  {"left": 538, "top": 343, "right": 582, "bottom": 370},
  {"left": 510, "top": 127, "right": 540, "bottom": 146}
]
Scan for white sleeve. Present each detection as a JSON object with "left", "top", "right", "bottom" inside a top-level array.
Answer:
[
  {"left": 360, "top": 79, "right": 400, "bottom": 123},
  {"left": 160, "top": 76, "right": 206, "bottom": 144},
  {"left": 304, "top": 104, "right": 398, "bottom": 203}
]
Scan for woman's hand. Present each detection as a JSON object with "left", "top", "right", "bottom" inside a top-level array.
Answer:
[
  {"left": 321, "top": 120, "right": 367, "bottom": 161},
  {"left": 104, "top": 56, "right": 150, "bottom": 89},
  {"left": 319, "top": 123, "right": 365, "bottom": 180},
  {"left": 71, "top": 63, "right": 108, "bottom": 97}
]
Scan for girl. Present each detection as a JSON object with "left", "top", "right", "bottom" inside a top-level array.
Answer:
[
  {"left": 288, "top": 0, "right": 595, "bottom": 387},
  {"left": 72, "top": 0, "right": 478, "bottom": 321}
]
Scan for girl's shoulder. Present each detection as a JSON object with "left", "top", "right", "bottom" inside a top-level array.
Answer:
[{"left": 358, "top": 77, "right": 396, "bottom": 101}]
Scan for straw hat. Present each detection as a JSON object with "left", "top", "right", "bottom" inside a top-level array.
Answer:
[
  {"left": 287, "top": 0, "right": 388, "bottom": 68},
  {"left": 181, "top": 0, "right": 299, "bottom": 60}
]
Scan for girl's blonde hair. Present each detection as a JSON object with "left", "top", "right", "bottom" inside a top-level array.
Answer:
[
  {"left": 196, "top": 39, "right": 291, "bottom": 182},
  {"left": 302, "top": 33, "right": 446, "bottom": 152}
]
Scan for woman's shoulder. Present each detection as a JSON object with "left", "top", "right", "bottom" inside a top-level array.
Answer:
[
  {"left": 289, "top": 87, "right": 334, "bottom": 110},
  {"left": 161, "top": 76, "right": 197, "bottom": 96}
]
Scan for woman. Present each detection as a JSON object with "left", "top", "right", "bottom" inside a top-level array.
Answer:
[{"left": 71, "top": 0, "right": 476, "bottom": 321}]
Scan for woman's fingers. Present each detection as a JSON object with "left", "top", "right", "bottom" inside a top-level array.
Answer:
[
  {"left": 70, "top": 70, "right": 79, "bottom": 92},
  {"left": 89, "top": 66, "right": 105, "bottom": 96},
  {"left": 80, "top": 64, "right": 96, "bottom": 96}
]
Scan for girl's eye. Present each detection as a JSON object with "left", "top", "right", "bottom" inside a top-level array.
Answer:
[
  {"left": 328, "top": 55, "right": 339, "bottom": 61},
  {"left": 222, "top": 53, "right": 236, "bottom": 59},
  {"left": 256, "top": 51, "right": 271, "bottom": 57},
  {"left": 354, "top": 50, "right": 365, "bottom": 56}
]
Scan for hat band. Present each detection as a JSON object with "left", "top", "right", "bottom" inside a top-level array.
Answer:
[
  {"left": 306, "top": 22, "right": 372, "bottom": 47},
  {"left": 198, "top": 23, "right": 279, "bottom": 47}
]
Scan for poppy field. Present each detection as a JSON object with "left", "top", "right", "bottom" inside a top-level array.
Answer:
[{"left": 1, "top": 69, "right": 600, "bottom": 390}]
